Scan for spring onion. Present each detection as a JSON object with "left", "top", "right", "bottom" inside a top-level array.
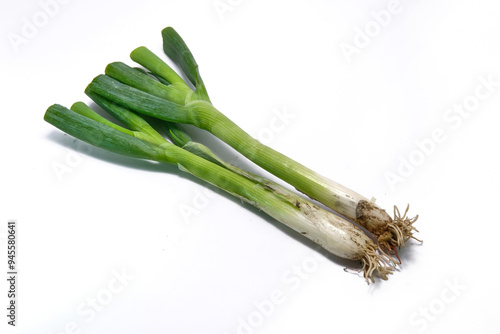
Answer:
[{"left": 44, "top": 101, "right": 396, "bottom": 283}]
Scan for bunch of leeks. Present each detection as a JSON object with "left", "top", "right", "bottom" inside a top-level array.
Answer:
[{"left": 45, "top": 26, "right": 420, "bottom": 283}]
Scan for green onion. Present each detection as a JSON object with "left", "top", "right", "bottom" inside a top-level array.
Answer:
[{"left": 45, "top": 102, "right": 396, "bottom": 283}]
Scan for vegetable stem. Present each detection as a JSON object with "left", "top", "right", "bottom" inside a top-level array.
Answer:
[
  {"left": 85, "top": 88, "right": 167, "bottom": 146},
  {"left": 86, "top": 75, "right": 197, "bottom": 125},
  {"left": 105, "top": 61, "right": 190, "bottom": 105},
  {"left": 161, "top": 27, "right": 210, "bottom": 102},
  {"left": 131, "top": 46, "right": 187, "bottom": 86}
]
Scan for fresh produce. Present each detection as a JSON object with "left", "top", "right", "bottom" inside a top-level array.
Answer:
[{"left": 44, "top": 26, "right": 420, "bottom": 282}]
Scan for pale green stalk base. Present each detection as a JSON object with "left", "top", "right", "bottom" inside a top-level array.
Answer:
[{"left": 169, "top": 146, "right": 396, "bottom": 283}]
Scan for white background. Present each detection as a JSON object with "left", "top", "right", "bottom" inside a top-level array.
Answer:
[{"left": 2, "top": 0, "right": 499, "bottom": 333}]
